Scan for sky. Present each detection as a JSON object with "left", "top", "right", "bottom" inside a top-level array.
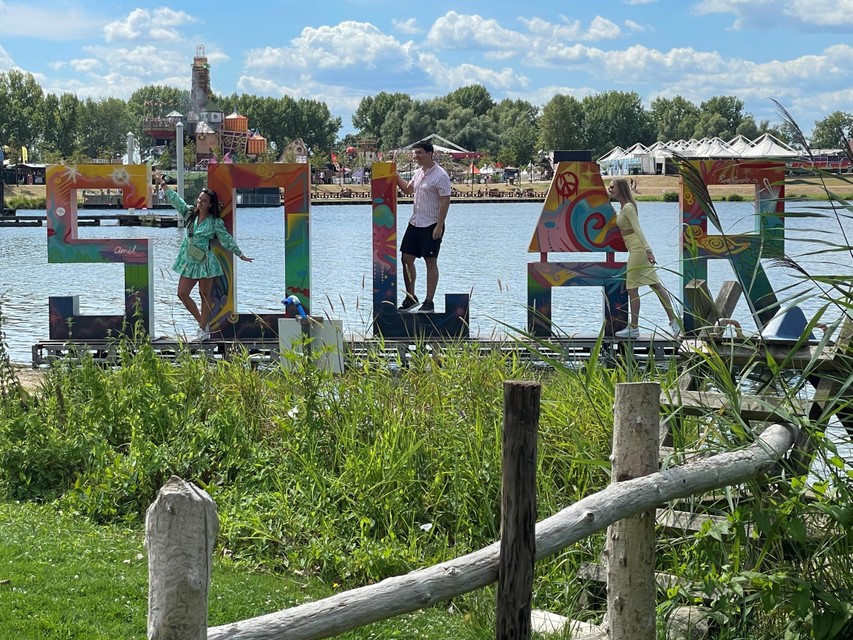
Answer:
[{"left": 1, "top": 0, "right": 852, "bottom": 140}]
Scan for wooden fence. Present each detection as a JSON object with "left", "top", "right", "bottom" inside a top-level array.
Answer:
[{"left": 145, "top": 382, "right": 800, "bottom": 640}]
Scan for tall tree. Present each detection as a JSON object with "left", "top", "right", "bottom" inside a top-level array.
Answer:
[
  {"left": 436, "top": 106, "right": 499, "bottom": 153},
  {"left": 41, "top": 92, "right": 80, "bottom": 159},
  {"left": 649, "top": 96, "right": 699, "bottom": 142},
  {"left": 77, "top": 97, "right": 134, "bottom": 161},
  {"left": 0, "top": 70, "right": 45, "bottom": 158},
  {"left": 696, "top": 96, "right": 745, "bottom": 140},
  {"left": 538, "top": 94, "right": 584, "bottom": 152},
  {"left": 445, "top": 85, "right": 495, "bottom": 117},
  {"left": 581, "top": 91, "right": 654, "bottom": 158},
  {"left": 352, "top": 92, "right": 411, "bottom": 142},
  {"left": 809, "top": 111, "right": 853, "bottom": 149}
]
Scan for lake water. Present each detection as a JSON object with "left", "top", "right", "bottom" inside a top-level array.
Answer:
[{"left": 1, "top": 201, "right": 850, "bottom": 365}]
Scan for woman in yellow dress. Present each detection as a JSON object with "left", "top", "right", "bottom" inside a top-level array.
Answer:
[{"left": 609, "top": 178, "right": 679, "bottom": 338}]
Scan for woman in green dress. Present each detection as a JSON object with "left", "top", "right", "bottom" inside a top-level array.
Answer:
[{"left": 154, "top": 170, "right": 253, "bottom": 341}]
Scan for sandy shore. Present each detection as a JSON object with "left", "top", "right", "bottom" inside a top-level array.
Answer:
[{"left": 5, "top": 173, "right": 853, "bottom": 204}]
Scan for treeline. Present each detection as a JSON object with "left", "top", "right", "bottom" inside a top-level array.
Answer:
[{"left": 3, "top": 69, "right": 852, "bottom": 168}]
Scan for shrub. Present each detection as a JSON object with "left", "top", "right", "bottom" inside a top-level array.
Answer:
[
  {"left": 727, "top": 193, "right": 744, "bottom": 201},
  {"left": 662, "top": 191, "right": 679, "bottom": 202}
]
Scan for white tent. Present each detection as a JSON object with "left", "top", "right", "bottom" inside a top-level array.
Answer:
[
  {"left": 740, "top": 133, "right": 798, "bottom": 157},
  {"left": 727, "top": 135, "right": 754, "bottom": 156},
  {"left": 598, "top": 146, "right": 625, "bottom": 162}
]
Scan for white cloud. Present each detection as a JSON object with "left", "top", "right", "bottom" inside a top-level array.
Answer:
[
  {"left": 521, "top": 15, "right": 623, "bottom": 42},
  {"left": 785, "top": 0, "right": 853, "bottom": 26},
  {"left": 103, "top": 8, "right": 197, "bottom": 44},
  {"left": 693, "top": 0, "right": 853, "bottom": 30},
  {"left": 392, "top": 18, "right": 422, "bottom": 35},
  {"left": 0, "top": 0, "right": 105, "bottom": 40},
  {"left": 426, "top": 11, "right": 528, "bottom": 50},
  {"left": 0, "top": 44, "right": 14, "bottom": 71},
  {"left": 416, "top": 52, "right": 529, "bottom": 92},
  {"left": 243, "top": 22, "right": 422, "bottom": 93}
]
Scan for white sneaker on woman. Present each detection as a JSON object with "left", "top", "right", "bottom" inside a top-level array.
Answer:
[
  {"left": 668, "top": 319, "right": 681, "bottom": 338},
  {"left": 614, "top": 326, "right": 640, "bottom": 338}
]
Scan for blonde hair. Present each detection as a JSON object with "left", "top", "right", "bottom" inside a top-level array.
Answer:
[{"left": 611, "top": 178, "right": 637, "bottom": 208}]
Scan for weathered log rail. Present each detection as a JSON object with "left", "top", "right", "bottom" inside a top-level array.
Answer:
[{"left": 142, "top": 418, "right": 796, "bottom": 640}]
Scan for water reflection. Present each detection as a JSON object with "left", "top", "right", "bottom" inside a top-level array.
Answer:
[{"left": 0, "top": 201, "right": 849, "bottom": 364}]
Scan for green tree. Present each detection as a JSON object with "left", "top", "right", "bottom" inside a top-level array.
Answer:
[
  {"left": 809, "top": 111, "right": 853, "bottom": 149},
  {"left": 41, "top": 93, "right": 80, "bottom": 159},
  {"left": 696, "top": 95, "right": 745, "bottom": 140},
  {"left": 352, "top": 92, "right": 411, "bottom": 142},
  {"left": 436, "top": 106, "right": 499, "bottom": 153},
  {"left": 398, "top": 98, "right": 449, "bottom": 148},
  {"left": 0, "top": 70, "right": 45, "bottom": 159},
  {"left": 490, "top": 98, "right": 539, "bottom": 162},
  {"left": 444, "top": 85, "right": 495, "bottom": 117},
  {"left": 649, "top": 96, "right": 699, "bottom": 142},
  {"left": 77, "top": 97, "right": 134, "bottom": 161},
  {"left": 379, "top": 97, "right": 414, "bottom": 150},
  {"left": 538, "top": 94, "right": 584, "bottom": 152},
  {"left": 581, "top": 91, "right": 654, "bottom": 159}
]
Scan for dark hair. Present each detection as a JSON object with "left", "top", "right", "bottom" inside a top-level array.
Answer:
[
  {"left": 201, "top": 188, "right": 222, "bottom": 217},
  {"left": 412, "top": 140, "right": 434, "bottom": 154}
]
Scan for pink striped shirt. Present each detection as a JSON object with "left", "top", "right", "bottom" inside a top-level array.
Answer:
[{"left": 408, "top": 163, "right": 452, "bottom": 227}]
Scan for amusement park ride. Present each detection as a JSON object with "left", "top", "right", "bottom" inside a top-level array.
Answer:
[{"left": 32, "top": 155, "right": 820, "bottom": 366}]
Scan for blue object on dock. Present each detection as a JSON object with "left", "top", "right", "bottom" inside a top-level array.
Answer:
[
  {"left": 282, "top": 295, "right": 307, "bottom": 320},
  {"left": 760, "top": 306, "right": 816, "bottom": 343}
]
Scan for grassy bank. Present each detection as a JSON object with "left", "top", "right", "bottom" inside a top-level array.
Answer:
[{"left": 1, "top": 331, "right": 851, "bottom": 638}]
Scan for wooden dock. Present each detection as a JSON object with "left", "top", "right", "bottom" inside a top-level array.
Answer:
[
  {"left": 0, "top": 212, "right": 179, "bottom": 227},
  {"left": 30, "top": 334, "right": 679, "bottom": 368}
]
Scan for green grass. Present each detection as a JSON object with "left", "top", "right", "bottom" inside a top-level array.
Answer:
[
  {"left": 0, "top": 315, "right": 851, "bottom": 638},
  {"left": 0, "top": 500, "right": 501, "bottom": 639}
]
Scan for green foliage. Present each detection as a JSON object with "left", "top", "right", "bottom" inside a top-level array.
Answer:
[
  {"left": 0, "top": 340, "right": 612, "bottom": 589},
  {"left": 5, "top": 195, "right": 46, "bottom": 209},
  {"left": 663, "top": 191, "right": 679, "bottom": 202},
  {"left": 727, "top": 193, "right": 744, "bottom": 201}
]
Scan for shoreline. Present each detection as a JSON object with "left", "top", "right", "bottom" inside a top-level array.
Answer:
[{"left": 5, "top": 173, "right": 853, "bottom": 208}]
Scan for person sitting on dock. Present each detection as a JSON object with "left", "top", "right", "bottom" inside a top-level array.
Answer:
[{"left": 154, "top": 169, "right": 253, "bottom": 342}]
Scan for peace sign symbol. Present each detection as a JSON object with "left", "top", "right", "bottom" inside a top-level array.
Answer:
[{"left": 555, "top": 171, "right": 579, "bottom": 198}]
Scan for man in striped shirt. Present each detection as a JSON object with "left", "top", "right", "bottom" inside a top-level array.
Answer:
[{"left": 395, "top": 140, "right": 452, "bottom": 313}]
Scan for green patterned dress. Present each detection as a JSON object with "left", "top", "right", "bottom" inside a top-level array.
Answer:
[{"left": 165, "top": 189, "right": 244, "bottom": 280}]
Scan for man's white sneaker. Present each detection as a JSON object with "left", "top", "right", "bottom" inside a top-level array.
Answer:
[{"left": 614, "top": 326, "right": 640, "bottom": 338}]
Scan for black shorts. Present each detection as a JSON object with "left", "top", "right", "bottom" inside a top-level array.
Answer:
[{"left": 400, "top": 223, "right": 443, "bottom": 258}]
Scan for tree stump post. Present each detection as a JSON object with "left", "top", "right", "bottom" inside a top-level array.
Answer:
[
  {"left": 496, "top": 380, "right": 541, "bottom": 640},
  {"left": 146, "top": 475, "right": 219, "bottom": 640},
  {"left": 605, "top": 382, "right": 660, "bottom": 640}
]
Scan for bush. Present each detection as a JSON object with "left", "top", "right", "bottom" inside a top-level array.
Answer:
[
  {"left": 727, "top": 193, "right": 744, "bottom": 201},
  {"left": 662, "top": 191, "right": 679, "bottom": 202}
]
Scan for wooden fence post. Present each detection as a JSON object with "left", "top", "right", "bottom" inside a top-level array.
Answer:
[
  {"left": 496, "top": 380, "right": 541, "bottom": 640},
  {"left": 605, "top": 382, "right": 660, "bottom": 640},
  {"left": 146, "top": 475, "right": 219, "bottom": 640}
]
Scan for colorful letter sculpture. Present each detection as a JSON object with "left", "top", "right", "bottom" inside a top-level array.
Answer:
[
  {"left": 370, "top": 162, "right": 469, "bottom": 338},
  {"left": 206, "top": 162, "right": 310, "bottom": 338},
  {"left": 527, "top": 161, "right": 628, "bottom": 336},
  {"left": 679, "top": 160, "right": 785, "bottom": 332},
  {"left": 46, "top": 163, "right": 152, "bottom": 339}
]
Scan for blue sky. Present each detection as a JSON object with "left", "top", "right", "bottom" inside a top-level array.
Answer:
[{"left": 1, "top": 0, "right": 852, "bottom": 138}]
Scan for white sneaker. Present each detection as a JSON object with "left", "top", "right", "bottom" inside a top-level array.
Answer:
[
  {"left": 614, "top": 326, "right": 640, "bottom": 338},
  {"left": 190, "top": 327, "right": 210, "bottom": 342},
  {"left": 668, "top": 319, "right": 681, "bottom": 338}
]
